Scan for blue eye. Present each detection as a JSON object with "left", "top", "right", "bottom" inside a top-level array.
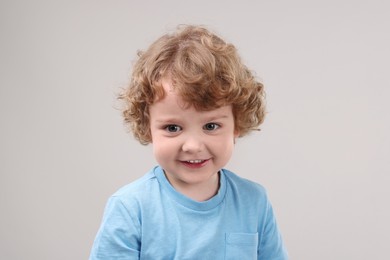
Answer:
[
  {"left": 165, "top": 125, "right": 182, "bottom": 132},
  {"left": 203, "top": 123, "right": 220, "bottom": 131}
]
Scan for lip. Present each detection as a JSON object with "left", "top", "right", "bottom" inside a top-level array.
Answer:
[{"left": 180, "top": 159, "right": 210, "bottom": 169}]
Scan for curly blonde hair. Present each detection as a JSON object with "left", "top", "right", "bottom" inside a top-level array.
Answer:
[{"left": 119, "top": 25, "right": 266, "bottom": 144}]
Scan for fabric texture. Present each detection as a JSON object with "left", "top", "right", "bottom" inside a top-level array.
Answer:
[{"left": 90, "top": 166, "right": 288, "bottom": 259}]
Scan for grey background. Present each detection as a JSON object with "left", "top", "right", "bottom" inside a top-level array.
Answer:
[{"left": 1, "top": 0, "right": 389, "bottom": 259}]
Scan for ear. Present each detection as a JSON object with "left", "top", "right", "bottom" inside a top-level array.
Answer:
[
  {"left": 233, "top": 130, "right": 240, "bottom": 144},
  {"left": 234, "top": 130, "right": 240, "bottom": 138}
]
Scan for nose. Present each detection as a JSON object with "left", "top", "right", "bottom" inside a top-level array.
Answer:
[{"left": 181, "top": 135, "right": 205, "bottom": 153}]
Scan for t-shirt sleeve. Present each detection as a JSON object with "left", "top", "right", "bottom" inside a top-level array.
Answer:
[
  {"left": 258, "top": 194, "right": 289, "bottom": 260},
  {"left": 89, "top": 196, "right": 141, "bottom": 260}
]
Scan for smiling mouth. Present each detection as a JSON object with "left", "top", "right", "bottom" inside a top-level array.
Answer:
[
  {"left": 180, "top": 159, "right": 210, "bottom": 168},
  {"left": 186, "top": 159, "right": 205, "bottom": 163}
]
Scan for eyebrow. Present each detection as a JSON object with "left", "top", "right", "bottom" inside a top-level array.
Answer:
[
  {"left": 205, "top": 114, "right": 230, "bottom": 121},
  {"left": 153, "top": 114, "right": 230, "bottom": 124},
  {"left": 153, "top": 117, "right": 181, "bottom": 124}
]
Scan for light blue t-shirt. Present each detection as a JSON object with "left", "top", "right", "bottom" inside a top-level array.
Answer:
[{"left": 90, "top": 166, "right": 288, "bottom": 259}]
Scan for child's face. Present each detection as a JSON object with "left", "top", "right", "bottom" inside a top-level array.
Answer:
[{"left": 149, "top": 77, "right": 239, "bottom": 192}]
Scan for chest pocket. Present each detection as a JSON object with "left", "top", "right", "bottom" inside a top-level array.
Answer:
[{"left": 225, "top": 232, "right": 258, "bottom": 260}]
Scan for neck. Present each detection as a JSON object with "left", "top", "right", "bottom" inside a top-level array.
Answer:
[{"left": 166, "top": 172, "right": 220, "bottom": 202}]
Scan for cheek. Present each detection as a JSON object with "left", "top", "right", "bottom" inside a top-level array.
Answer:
[
  {"left": 152, "top": 146, "right": 167, "bottom": 167},
  {"left": 152, "top": 140, "right": 164, "bottom": 155},
  {"left": 212, "top": 135, "right": 235, "bottom": 153},
  {"left": 152, "top": 136, "right": 174, "bottom": 162}
]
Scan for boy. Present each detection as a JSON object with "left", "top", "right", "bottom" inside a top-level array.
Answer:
[{"left": 90, "top": 25, "right": 288, "bottom": 259}]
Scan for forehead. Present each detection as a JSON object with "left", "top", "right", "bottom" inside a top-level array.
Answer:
[
  {"left": 154, "top": 76, "right": 201, "bottom": 112},
  {"left": 150, "top": 78, "right": 233, "bottom": 120},
  {"left": 160, "top": 77, "right": 178, "bottom": 100},
  {"left": 153, "top": 74, "right": 235, "bottom": 115},
  {"left": 149, "top": 101, "right": 233, "bottom": 125},
  {"left": 155, "top": 76, "right": 228, "bottom": 110},
  {"left": 161, "top": 77, "right": 174, "bottom": 92},
  {"left": 156, "top": 77, "right": 186, "bottom": 108}
]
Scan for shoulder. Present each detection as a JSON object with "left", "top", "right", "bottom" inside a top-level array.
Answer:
[
  {"left": 107, "top": 167, "right": 161, "bottom": 209},
  {"left": 222, "top": 168, "right": 268, "bottom": 201},
  {"left": 222, "top": 168, "right": 266, "bottom": 192},
  {"left": 90, "top": 170, "right": 160, "bottom": 258},
  {"left": 113, "top": 168, "right": 157, "bottom": 196}
]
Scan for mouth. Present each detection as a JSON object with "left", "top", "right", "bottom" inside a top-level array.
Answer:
[
  {"left": 180, "top": 159, "right": 210, "bottom": 168},
  {"left": 187, "top": 159, "right": 205, "bottom": 163}
]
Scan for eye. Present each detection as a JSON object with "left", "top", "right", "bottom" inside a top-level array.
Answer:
[
  {"left": 164, "top": 124, "right": 182, "bottom": 133},
  {"left": 203, "top": 123, "right": 220, "bottom": 131}
]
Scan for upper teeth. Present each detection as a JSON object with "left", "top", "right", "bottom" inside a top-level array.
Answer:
[{"left": 188, "top": 160, "right": 203, "bottom": 163}]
